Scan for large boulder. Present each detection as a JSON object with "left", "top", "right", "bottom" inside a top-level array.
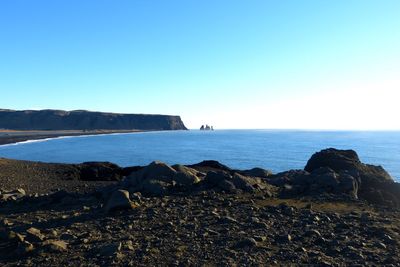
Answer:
[
  {"left": 141, "top": 179, "right": 170, "bottom": 196},
  {"left": 124, "top": 161, "right": 203, "bottom": 196},
  {"left": 202, "top": 171, "right": 267, "bottom": 193},
  {"left": 126, "top": 161, "right": 177, "bottom": 188},
  {"left": 142, "top": 161, "right": 177, "bottom": 182},
  {"left": 303, "top": 148, "right": 400, "bottom": 207},
  {"left": 188, "top": 160, "right": 233, "bottom": 174},
  {"left": 276, "top": 167, "right": 359, "bottom": 199},
  {"left": 104, "top": 190, "right": 137, "bottom": 213},
  {"left": 171, "top": 165, "right": 201, "bottom": 187},
  {"left": 305, "top": 148, "right": 392, "bottom": 182},
  {"left": 232, "top": 173, "right": 257, "bottom": 192}
]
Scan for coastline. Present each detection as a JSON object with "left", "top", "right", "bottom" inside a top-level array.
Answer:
[
  {"left": 0, "top": 148, "right": 399, "bottom": 265},
  {"left": 0, "top": 129, "right": 145, "bottom": 146}
]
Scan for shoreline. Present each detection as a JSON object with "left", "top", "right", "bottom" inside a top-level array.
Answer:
[
  {"left": 0, "top": 129, "right": 146, "bottom": 146},
  {"left": 0, "top": 148, "right": 399, "bottom": 265}
]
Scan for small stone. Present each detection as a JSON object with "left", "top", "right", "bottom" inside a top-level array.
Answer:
[
  {"left": 219, "top": 216, "right": 237, "bottom": 224},
  {"left": 277, "top": 234, "right": 292, "bottom": 243},
  {"left": 26, "top": 227, "right": 45, "bottom": 243},
  {"left": 3, "top": 231, "right": 25, "bottom": 242},
  {"left": 253, "top": 236, "right": 267, "bottom": 242},
  {"left": 42, "top": 240, "right": 68, "bottom": 252},
  {"left": 287, "top": 234, "right": 292, "bottom": 242},
  {"left": 234, "top": 238, "right": 258, "bottom": 249},
  {"left": 306, "top": 229, "right": 322, "bottom": 238},
  {"left": 376, "top": 242, "right": 387, "bottom": 249},
  {"left": 60, "top": 233, "right": 76, "bottom": 241},
  {"left": 125, "top": 240, "right": 135, "bottom": 251},
  {"left": 250, "top": 217, "right": 260, "bottom": 223},
  {"left": 1, "top": 219, "right": 13, "bottom": 227},
  {"left": 99, "top": 242, "right": 122, "bottom": 257},
  {"left": 131, "top": 192, "right": 142, "bottom": 202},
  {"left": 15, "top": 241, "right": 34, "bottom": 255}
]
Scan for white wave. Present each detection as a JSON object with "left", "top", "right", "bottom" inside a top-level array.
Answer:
[{"left": 0, "top": 131, "right": 143, "bottom": 147}]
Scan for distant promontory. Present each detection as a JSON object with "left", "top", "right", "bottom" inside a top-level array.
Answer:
[{"left": 0, "top": 109, "right": 187, "bottom": 131}]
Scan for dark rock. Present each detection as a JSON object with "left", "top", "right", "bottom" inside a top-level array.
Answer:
[
  {"left": 42, "top": 240, "right": 68, "bottom": 252},
  {"left": 305, "top": 148, "right": 392, "bottom": 182},
  {"left": 14, "top": 241, "right": 34, "bottom": 256},
  {"left": 218, "top": 179, "right": 237, "bottom": 193},
  {"left": 49, "top": 190, "right": 70, "bottom": 203},
  {"left": 141, "top": 179, "right": 170, "bottom": 196},
  {"left": 219, "top": 216, "right": 238, "bottom": 224},
  {"left": 79, "top": 162, "right": 122, "bottom": 181},
  {"left": 305, "top": 148, "right": 362, "bottom": 173},
  {"left": 234, "top": 238, "right": 258, "bottom": 249},
  {"left": 171, "top": 165, "right": 201, "bottom": 187},
  {"left": 232, "top": 173, "right": 256, "bottom": 192},
  {"left": 121, "top": 166, "right": 144, "bottom": 177},
  {"left": 305, "top": 148, "right": 400, "bottom": 207},
  {"left": 59, "top": 233, "right": 76, "bottom": 241},
  {"left": 98, "top": 242, "right": 122, "bottom": 257},
  {"left": 26, "top": 227, "right": 45, "bottom": 243},
  {"left": 188, "top": 160, "right": 232, "bottom": 173},
  {"left": 203, "top": 171, "right": 232, "bottom": 187},
  {"left": 127, "top": 161, "right": 177, "bottom": 187},
  {"left": 240, "top": 167, "right": 273, "bottom": 178},
  {"left": 104, "top": 190, "right": 137, "bottom": 213}
]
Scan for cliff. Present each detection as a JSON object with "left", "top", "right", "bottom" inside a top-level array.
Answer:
[{"left": 0, "top": 109, "right": 187, "bottom": 131}]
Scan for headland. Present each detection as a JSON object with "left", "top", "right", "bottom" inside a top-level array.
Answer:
[{"left": 0, "top": 109, "right": 187, "bottom": 145}]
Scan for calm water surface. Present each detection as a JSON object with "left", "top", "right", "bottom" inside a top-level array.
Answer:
[{"left": 0, "top": 130, "right": 399, "bottom": 181}]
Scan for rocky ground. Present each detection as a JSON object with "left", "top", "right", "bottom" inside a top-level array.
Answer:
[{"left": 1, "top": 148, "right": 400, "bottom": 266}]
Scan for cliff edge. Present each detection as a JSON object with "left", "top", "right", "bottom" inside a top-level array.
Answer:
[{"left": 0, "top": 109, "right": 187, "bottom": 131}]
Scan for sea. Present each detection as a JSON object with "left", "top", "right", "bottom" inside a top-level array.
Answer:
[{"left": 0, "top": 130, "right": 399, "bottom": 181}]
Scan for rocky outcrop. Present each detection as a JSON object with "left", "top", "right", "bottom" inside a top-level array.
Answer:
[
  {"left": 304, "top": 148, "right": 393, "bottom": 182},
  {"left": 0, "top": 109, "right": 187, "bottom": 131},
  {"left": 275, "top": 167, "right": 359, "bottom": 199},
  {"left": 304, "top": 148, "right": 399, "bottom": 207},
  {"left": 270, "top": 148, "right": 400, "bottom": 207},
  {"left": 109, "top": 161, "right": 275, "bottom": 197}
]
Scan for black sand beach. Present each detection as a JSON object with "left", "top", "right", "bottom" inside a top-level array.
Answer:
[{"left": 0, "top": 130, "right": 142, "bottom": 146}]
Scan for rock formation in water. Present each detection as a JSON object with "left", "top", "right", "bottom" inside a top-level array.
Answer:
[
  {"left": 0, "top": 109, "right": 187, "bottom": 131},
  {"left": 200, "top": 124, "right": 214, "bottom": 131}
]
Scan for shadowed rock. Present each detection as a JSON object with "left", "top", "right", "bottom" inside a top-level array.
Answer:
[
  {"left": 104, "top": 190, "right": 137, "bottom": 213},
  {"left": 240, "top": 167, "right": 273, "bottom": 178},
  {"left": 305, "top": 148, "right": 393, "bottom": 182},
  {"left": 79, "top": 162, "right": 122, "bottom": 181}
]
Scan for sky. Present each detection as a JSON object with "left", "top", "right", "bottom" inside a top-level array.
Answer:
[{"left": 0, "top": 0, "right": 399, "bottom": 130}]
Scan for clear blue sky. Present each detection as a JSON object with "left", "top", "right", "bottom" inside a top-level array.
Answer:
[{"left": 1, "top": 0, "right": 399, "bottom": 129}]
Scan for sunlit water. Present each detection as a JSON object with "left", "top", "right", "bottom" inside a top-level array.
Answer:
[{"left": 0, "top": 130, "right": 399, "bottom": 181}]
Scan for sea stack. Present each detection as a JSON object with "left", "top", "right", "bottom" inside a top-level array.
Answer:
[{"left": 200, "top": 124, "right": 214, "bottom": 131}]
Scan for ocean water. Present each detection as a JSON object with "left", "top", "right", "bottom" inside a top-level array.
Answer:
[{"left": 0, "top": 130, "right": 399, "bottom": 181}]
